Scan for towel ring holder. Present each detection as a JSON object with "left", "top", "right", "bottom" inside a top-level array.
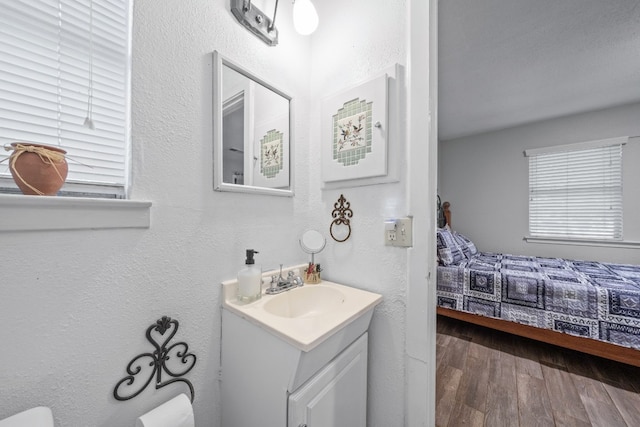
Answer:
[{"left": 330, "top": 194, "right": 353, "bottom": 243}]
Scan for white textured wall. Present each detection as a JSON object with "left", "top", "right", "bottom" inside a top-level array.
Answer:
[
  {"left": 307, "top": 1, "right": 410, "bottom": 425},
  {"left": 1, "top": 1, "right": 436, "bottom": 426},
  {"left": 439, "top": 102, "right": 640, "bottom": 264},
  {"left": 0, "top": 0, "right": 312, "bottom": 426}
]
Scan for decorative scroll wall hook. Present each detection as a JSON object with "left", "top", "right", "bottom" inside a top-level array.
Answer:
[
  {"left": 114, "top": 316, "right": 197, "bottom": 403},
  {"left": 330, "top": 194, "right": 353, "bottom": 242}
]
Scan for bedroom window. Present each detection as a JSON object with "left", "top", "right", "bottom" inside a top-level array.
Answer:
[
  {"left": 0, "top": 0, "right": 132, "bottom": 198},
  {"left": 526, "top": 137, "right": 626, "bottom": 241}
]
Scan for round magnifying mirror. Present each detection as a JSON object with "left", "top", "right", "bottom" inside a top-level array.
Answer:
[{"left": 300, "top": 229, "right": 326, "bottom": 264}]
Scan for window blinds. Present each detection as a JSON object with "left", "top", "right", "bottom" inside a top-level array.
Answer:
[
  {"left": 0, "top": 0, "right": 131, "bottom": 192},
  {"left": 527, "top": 138, "right": 625, "bottom": 241}
]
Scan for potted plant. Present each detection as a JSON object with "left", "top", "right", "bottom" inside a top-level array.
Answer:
[{"left": 4, "top": 142, "right": 68, "bottom": 196}]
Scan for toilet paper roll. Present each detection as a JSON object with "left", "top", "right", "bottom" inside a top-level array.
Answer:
[
  {"left": 0, "top": 407, "right": 54, "bottom": 427},
  {"left": 135, "top": 394, "right": 194, "bottom": 427}
]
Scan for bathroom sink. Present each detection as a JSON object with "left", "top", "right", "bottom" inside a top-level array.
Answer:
[
  {"left": 263, "top": 285, "right": 345, "bottom": 318},
  {"left": 221, "top": 264, "right": 382, "bottom": 351}
]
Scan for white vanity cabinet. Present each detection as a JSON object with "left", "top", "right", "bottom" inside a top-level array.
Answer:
[
  {"left": 220, "top": 272, "right": 381, "bottom": 427},
  {"left": 220, "top": 308, "right": 371, "bottom": 426},
  {"left": 288, "top": 333, "right": 368, "bottom": 427}
]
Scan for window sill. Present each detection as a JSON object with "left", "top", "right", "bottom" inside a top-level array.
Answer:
[
  {"left": 0, "top": 194, "right": 151, "bottom": 232},
  {"left": 524, "top": 236, "right": 640, "bottom": 249}
]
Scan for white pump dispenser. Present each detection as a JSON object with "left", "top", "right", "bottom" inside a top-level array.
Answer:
[{"left": 237, "top": 249, "right": 262, "bottom": 303}]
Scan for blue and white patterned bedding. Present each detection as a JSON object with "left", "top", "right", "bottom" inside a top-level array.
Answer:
[{"left": 436, "top": 234, "right": 640, "bottom": 350}]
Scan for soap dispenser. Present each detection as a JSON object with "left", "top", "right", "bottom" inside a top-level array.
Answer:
[{"left": 237, "top": 249, "right": 262, "bottom": 303}]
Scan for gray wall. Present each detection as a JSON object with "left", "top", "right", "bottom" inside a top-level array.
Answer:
[{"left": 439, "top": 102, "right": 640, "bottom": 264}]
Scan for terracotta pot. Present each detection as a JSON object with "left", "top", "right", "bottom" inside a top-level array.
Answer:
[{"left": 8, "top": 143, "right": 68, "bottom": 196}]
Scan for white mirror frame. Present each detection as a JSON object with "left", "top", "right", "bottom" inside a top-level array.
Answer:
[{"left": 213, "top": 51, "right": 295, "bottom": 197}]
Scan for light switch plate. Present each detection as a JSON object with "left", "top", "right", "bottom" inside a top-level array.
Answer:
[{"left": 384, "top": 217, "right": 413, "bottom": 247}]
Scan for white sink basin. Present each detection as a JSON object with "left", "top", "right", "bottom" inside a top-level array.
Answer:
[
  {"left": 221, "top": 265, "right": 382, "bottom": 351},
  {"left": 263, "top": 285, "right": 345, "bottom": 318}
]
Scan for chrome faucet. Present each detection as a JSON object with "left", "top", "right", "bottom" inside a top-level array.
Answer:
[{"left": 265, "top": 265, "right": 303, "bottom": 295}]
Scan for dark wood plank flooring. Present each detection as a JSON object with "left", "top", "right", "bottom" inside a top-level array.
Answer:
[{"left": 436, "top": 316, "right": 640, "bottom": 427}]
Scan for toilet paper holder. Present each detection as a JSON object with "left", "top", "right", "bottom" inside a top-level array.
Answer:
[{"left": 113, "top": 316, "right": 197, "bottom": 403}]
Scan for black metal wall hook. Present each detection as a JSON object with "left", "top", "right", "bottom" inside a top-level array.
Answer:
[
  {"left": 330, "top": 194, "right": 353, "bottom": 242},
  {"left": 114, "top": 316, "right": 197, "bottom": 403}
]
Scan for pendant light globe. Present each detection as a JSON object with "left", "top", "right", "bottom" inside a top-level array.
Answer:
[{"left": 293, "top": 0, "right": 318, "bottom": 35}]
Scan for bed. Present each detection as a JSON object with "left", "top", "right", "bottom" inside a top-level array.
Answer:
[{"left": 435, "top": 211, "right": 640, "bottom": 367}]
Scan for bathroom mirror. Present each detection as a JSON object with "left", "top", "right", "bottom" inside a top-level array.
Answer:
[
  {"left": 299, "top": 229, "right": 326, "bottom": 264},
  {"left": 213, "top": 51, "right": 294, "bottom": 196}
]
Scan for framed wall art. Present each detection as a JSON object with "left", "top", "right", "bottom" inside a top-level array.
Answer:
[
  {"left": 321, "top": 73, "right": 389, "bottom": 185},
  {"left": 251, "top": 106, "right": 290, "bottom": 189}
]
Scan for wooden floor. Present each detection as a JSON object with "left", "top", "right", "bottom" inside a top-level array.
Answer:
[{"left": 436, "top": 316, "right": 640, "bottom": 427}]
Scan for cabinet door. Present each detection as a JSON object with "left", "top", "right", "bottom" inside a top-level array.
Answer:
[{"left": 288, "top": 333, "right": 368, "bottom": 427}]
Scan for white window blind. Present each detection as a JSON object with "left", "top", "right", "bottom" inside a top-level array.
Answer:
[
  {"left": 0, "top": 0, "right": 131, "bottom": 196},
  {"left": 527, "top": 138, "right": 625, "bottom": 241}
]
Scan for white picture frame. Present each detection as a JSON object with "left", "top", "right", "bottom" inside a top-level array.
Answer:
[{"left": 321, "top": 73, "right": 389, "bottom": 184}]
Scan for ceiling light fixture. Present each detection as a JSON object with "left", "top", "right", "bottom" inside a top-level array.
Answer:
[
  {"left": 230, "top": 0, "right": 280, "bottom": 46},
  {"left": 230, "top": 0, "right": 318, "bottom": 46}
]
